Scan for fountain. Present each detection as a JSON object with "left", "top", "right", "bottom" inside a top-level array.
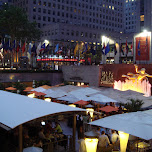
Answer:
[{"left": 114, "top": 65, "right": 152, "bottom": 97}]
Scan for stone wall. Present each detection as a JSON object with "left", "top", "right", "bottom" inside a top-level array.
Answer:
[
  {"left": 62, "top": 65, "right": 101, "bottom": 87},
  {"left": 0, "top": 71, "right": 63, "bottom": 86}
]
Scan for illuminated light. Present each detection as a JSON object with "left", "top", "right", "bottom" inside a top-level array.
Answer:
[
  {"left": 9, "top": 75, "right": 15, "bottom": 80},
  {"left": 45, "top": 98, "right": 51, "bottom": 102},
  {"left": 81, "top": 83, "right": 84, "bottom": 85},
  {"left": 28, "top": 93, "right": 35, "bottom": 98},
  {"left": 69, "top": 104, "right": 76, "bottom": 107},
  {"left": 86, "top": 108, "right": 94, "bottom": 119},
  {"left": 37, "top": 58, "right": 85, "bottom": 62},
  {"left": 93, "top": 42, "right": 96, "bottom": 45},
  {"left": 118, "top": 131, "right": 129, "bottom": 152},
  {"left": 143, "top": 29, "right": 148, "bottom": 33},
  {"left": 85, "top": 138, "right": 98, "bottom": 152},
  {"left": 44, "top": 40, "right": 49, "bottom": 45},
  {"left": 71, "top": 40, "right": 74, "bottom": 42},
  {"left": 77, "top": 82, "right": 81, "bottom": 86}
]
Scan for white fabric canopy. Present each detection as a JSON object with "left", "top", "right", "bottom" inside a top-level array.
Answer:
[
  {"left": 31, "top": 87, "right": 46, "bottom": 92},
  {"left": 69, "top": 87, "right": 100, "bottom": 96},
  {"left": 90, "top": 110, "right": 152, "bottom": 140},
  {"left": 57, "top": 94, "right": 81, "bottom": 103},
  {"left": 45, "top": 89, "right": 67, "bottom": 98},
  {"left": 0, "top": 91, "right": 85, "bottom": 130},
  {"left": 86, "top": 94, "right": 118, "bottom": 103},
  {"left": 23, "top": 147, "right": 43, "bottom": 152}
]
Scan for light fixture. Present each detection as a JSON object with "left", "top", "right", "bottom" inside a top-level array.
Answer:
[
  {"left": 118, "top": 131, "right": 129, "bottom": 152},
  {"left": 84, "top": 131, "right": 99, "bottom": 152},
  {"left": 28, "top": 93, "right": 35, "bottom": 98},
  {"left": 44, "top": 98, "right": 51, "bottom": 102}
]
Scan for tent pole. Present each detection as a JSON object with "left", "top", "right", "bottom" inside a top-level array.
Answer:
[
  {"left": 73, "top": 113, "right": 76, "bottom": 152},
  {"left": 19, "top": 125, "right": 23, "bottom": 152}
]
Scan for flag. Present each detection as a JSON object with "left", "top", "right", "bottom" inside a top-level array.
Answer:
[
  {"left": 31, "top": 44, "right": 36, "bottom": 57},
  {"left": 43, "top": 44, "right": 50, "bottom": 54},
  {"left": 101, "top": 43, "right": 105, "bottom": 55},
  {"left": 74, "top": 43, "right": 79, "bottom": 56},
  {"left": 36, "top": 42, "right": 41, "bottom": 56},
  {"left": 138, "top": 40, "right": 140, "bottom": 56},
  {"left": 39, "top": 43, "right": 45, "bottom": 52},
  {"left": 57, "top": 46, "right": 63, "bottom": 54},
  {"left": 27, "top": 43, "right": 32, "bottom": 60},
  {"left": 105, "top": 42, "right": 110, "bottom": 55},
  {"left": 90, "top": 44, "right": 96, "bottom": 55},
  {"left": 114, "top": 43, "right": 117, "bottom": 55},
  {"left": 16, "top": 41, "right": 21, "bottom": 52},
  {"left": 126, "top": 40, "right": 129, "bottom": 56},
  {"left": 67, "top": 49, "right": 70, "bottom": 56},
  {"left": 145, "top": 37, "right": 148, "bottom": 53},
  {"left": 22, "top": 42, "right": 26, "bottom": 53},
  {"left": 54, "top": 44, "right": 59, "bottom": 53},
  {"left": 120, "top": 44, "right": 124, "bottom": 55}
]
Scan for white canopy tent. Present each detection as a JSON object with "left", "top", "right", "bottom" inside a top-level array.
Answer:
[
  {"left": 45, "top": 89, "right": 68, "bottom": 98},
  {"left": 69, "top": 87, "right": 100, "bottom": 96},
  {"left": 0, "top": 90, "right": 85, "bottom": 130},
  {"left": 57, "top": 94, "right": 81, "bottom": 103},
  {"left": 89, "top": 110, "right": 152, "bottom": 140},
  {"left": 85, "top": 94, "right": 118, "bottom": 103},
  {"left": 31, "top": 87, "right": 46, "bottom": 93}
]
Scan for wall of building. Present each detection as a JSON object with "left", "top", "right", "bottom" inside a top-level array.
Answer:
[
  {"left": 62, "top": 65, "right": 101, "bottom": 87},
  {"left": 0, "top": 71, "right": 63, "bottom": 85}
]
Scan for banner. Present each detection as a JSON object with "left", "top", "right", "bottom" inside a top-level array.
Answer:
[{"left": 135, "top": 36, "right": 150, "bottom": 61}]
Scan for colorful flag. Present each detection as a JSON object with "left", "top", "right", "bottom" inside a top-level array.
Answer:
[
  {"left": 138, "top": 40, "right": 140, "bottom": 56},
  {"left": 36, "top": 42, "right": 41, "bottom": 56},
  {"left": 54, "top": 44, "right": 59, "bottom": 53},
  {"left": 43, "top": 44, "right": 50, "bottom": 54},
  {"left": 101, "top": 43, "right": 105, "bottom": 55},
  {"left": 105, "top": 42, "right": 110, "bottom": 55},
  {"left": 22, "top": 42, "right": 26, "bottom": 53},
  {"left": 114, "top": 43, "right": 117, "bottom": 55},
  {"left": 120, "top": 44, "right": 124, "bottom": 55},
  {"left": 126, "top": 40, "right": 129, "bottom": 56},
  {"left": 57, "top": 46, "right": 63, "bottom": 54},
  {"left": 27, "top": 43, "right": 32, "bottom": 60},
  {"left": 16, "top": 41, "right": 21, "bottom": 52},
  {"left": 74, "top": 43, "right": 79, "bottom": 56},
  {"left": 39, "top": 43, "right": 45, "bottom": 52}
]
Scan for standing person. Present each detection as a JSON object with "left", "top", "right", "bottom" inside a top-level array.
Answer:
[
  {"left": 55, "top": 122, "right": 63, "bottom": 134},
  {"left": 87, "top": 112, "right": 91, "bottom": 131},
  {"left": 97, "top": 131, "right": 111, "bottom": 152},
  {"left": 78, "top": 136, "right": 87, "bottom": 152},
  {"left": 111, "top": 130, "right": 119, "bottom": 150},
  {"left": 83, "top": 114, "right": 88, "bottom": 132}
]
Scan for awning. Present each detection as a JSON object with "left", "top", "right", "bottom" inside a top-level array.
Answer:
[
  {"left": 89, "top": 110, "right": 152, "bottom": 140},
  {"left": 0, "top": 91, "right": 86, "bottom": 130}
]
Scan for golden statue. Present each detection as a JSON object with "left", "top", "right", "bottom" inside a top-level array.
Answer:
[{"left": 122, "top": 64, "right": 152, "bottom": 81}]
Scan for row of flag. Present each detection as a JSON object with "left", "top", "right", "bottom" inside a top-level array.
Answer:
[
  {"left": 0, "top": 40, "right": 136, "bottom": 59},
  {"left": 137, "top": 37, "right": 148, "bottom": 56}
]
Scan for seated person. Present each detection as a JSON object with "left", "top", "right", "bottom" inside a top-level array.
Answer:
[
  {"left": 55, "top": 122, "right": 63, "bottom": 134},
  {"left": 38, "top": 128, "right": 46, "bottom": 140}
]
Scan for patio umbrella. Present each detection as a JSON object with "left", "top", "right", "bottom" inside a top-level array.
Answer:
[
  {"left": 24, "top": 87, "right": 34, "bottom": 92},
  {"left": 30, "top": 91, "right": 46, "bottom": 97},
  {"left": 74, "top": 100, "right": 89, "bottom": 105},
  {"left": 85, "top": 104, "right": 94, "bottom": 108},
  {"left": 31, "top": 87, "right": 46, "bottom": 92},
  {"left": 5, "top": 87, "right": 17, "bottom": 91},
  {"left": 89, "top": 109, "right": 152, "bottom": 140},
  {"left": 99, "top": 105, "right": 118, "bottom": 113},
  {"left": 23, "top": 147, "right": 43, "bottom": 152}
]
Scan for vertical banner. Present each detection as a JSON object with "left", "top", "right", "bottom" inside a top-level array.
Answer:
[{"left": 135, "top": 36, "right": 150, "bottom": 61}]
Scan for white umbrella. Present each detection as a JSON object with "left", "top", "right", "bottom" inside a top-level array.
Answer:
[
  {"left": 57, "top": 94, "right": 80, "bottom": 103},
  {"left": 45, "top": 89, "right": 67, "bottom": 98},
  {"left": 23, "top": 147, "right": 43, "bottom": 152},
  {"left": 89, "top": 109, "right": 152, "bottom": 140},
  {"left": 31, "top": 87, "right": 46, "bottom": 93}
]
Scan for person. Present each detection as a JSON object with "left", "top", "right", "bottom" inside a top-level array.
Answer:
[
  {"left": 97, "top": 131, "right": 111, "bottom": 152},
  {"left": 38, "top": 128, "right": 46, "bottom": 140},
  {"left": 96, "top": 127, "right": 101, "bottom": 137},
  {"left": 55, "top": 122, "right": 63, "bottom": 134},
  {"left": 78, "top": 126, "right": 84, "bottom": 140},
  {"left": 111, "top": 130, "right": 119, "bottom": 150},
  {"left": 83, "top": 114, "right": 88, "bottom": 132}
]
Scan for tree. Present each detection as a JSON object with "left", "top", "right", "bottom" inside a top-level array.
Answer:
[
  {"left": 0, "top": 4, "right": 41, "bottom": 41},
  {"left": 121, "top": 99, "right": 144, "bottom": 112}
]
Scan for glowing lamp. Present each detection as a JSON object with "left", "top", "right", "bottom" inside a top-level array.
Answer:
[
  {"left": 69, "top": 104, "right": 76, "bottom": 107},
  {"left": 84, "top": 131, "right": 99, "bottom": 152},
  {"left": 118, "top": 131, "right": 129, "bottom": 152},
  {"left": 86, "top": 108, "right": 94, "bottom": 118},
  {"left": 45, "top": 98, "right": 51, "bottom": 102},
  {"left": 28, "top": 93, "right": 35, "bottom": 98}
]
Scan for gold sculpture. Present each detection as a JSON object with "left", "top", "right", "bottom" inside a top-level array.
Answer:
[{"left": 122, "top": 64, "right": 152, "bottom": 81}]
